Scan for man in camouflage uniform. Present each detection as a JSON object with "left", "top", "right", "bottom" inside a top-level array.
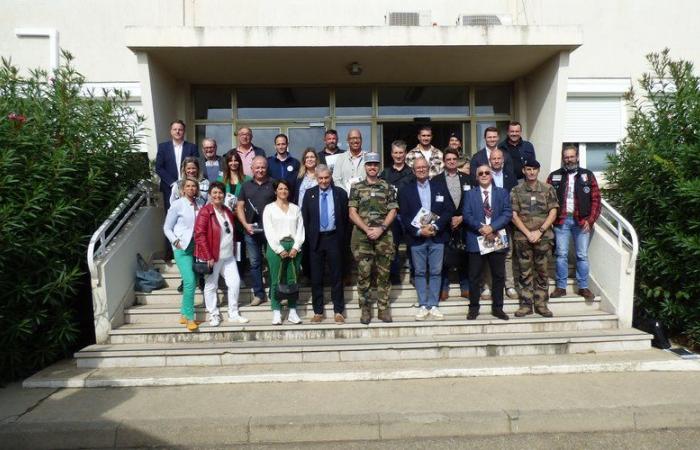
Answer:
[
  {"left": 349, "top": 153, "right": 398, "bottom": 324},
  {"left": 510, "top": 159, "right": 559, "bottom": 317}
]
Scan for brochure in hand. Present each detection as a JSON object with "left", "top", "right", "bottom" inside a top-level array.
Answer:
[
  {"left": 411, "top": 207, "right": 439, "bottom": 229},
  {"left": 477, "top": 229, "right": 509, "bottom": 255}
]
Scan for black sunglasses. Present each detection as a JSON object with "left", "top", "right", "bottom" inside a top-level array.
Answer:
[
  {"left": 477, "top": 171, "right": 491, "bottom": 176},
  {"left": 224, "top": 221, "right": 231, "bottom": 234}
]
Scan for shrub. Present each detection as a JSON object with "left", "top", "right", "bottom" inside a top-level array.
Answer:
[
  {"left": 0, "top": 51, "right": 149, "bottom": 381},
  {"left": 605, "top": 49, "right": 700, "bottom": 346}
]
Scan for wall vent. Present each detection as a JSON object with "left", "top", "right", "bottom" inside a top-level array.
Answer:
[
  {"left": 459, "top": 14, "right": 512, "bottom": 26},
  {"left": 387, "top": 12, "right": 420, "bottom": 26}
]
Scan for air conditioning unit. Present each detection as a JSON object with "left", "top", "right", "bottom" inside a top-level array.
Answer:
[
  {"left": 458, "top": 14, "right": 512, "bottom": 26},
  {"left": 386, "top": 11, "right": 431, "bottom": 26}
]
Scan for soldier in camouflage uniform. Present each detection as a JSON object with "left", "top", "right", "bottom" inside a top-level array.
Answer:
[
  {"left": 510, "top": 159, "right": 559, "bottom": 317},
  {"left": 348, "top": 153, "right": 398, "bottom": 324}
]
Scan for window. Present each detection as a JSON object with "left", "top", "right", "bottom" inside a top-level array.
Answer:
[
  {"left": 582, "top": 142, "right": 617, "bottom": 172},
  {"left": 475, "top": 86, "right": 511, "bottom": 115},
  {"left": 195, "top": 124, "right": 232, "bottom": 155},
  {"left": 335, "top": 87, "right": 372, "bottom": 116},
  {"left": 194, "top": 87, "right": 232, "bottom": 120},
  {"left": 237, "top": 88, "right": 329, "bottom": 119},
  {"left": 378, "top": 86, "right": 468, "bottom": 116}
]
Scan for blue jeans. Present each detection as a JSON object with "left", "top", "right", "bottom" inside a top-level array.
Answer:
[
  {"left": 411, "top": 239, "right": 444, "bottom": 308},
  {"left": 244, "top": 232, "right": 267, "bottom": 298},
  {"left": 554, "top": 215, "right": 591, "bottom": 289}
]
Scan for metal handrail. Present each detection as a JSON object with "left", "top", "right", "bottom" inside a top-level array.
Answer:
[
  {"left": 87, "top": 181, "right": 154, "bottom": 284},
  {"left": 597, "top": 198, "right": 639, "bottom": 274}
]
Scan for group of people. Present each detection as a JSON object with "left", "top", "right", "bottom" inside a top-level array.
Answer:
[{"left": 156, "top": 119, "right": 601, "bottom": 331}]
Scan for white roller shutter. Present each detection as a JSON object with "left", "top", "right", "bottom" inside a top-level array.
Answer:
[{"left": 564, "top": 97, "right": 624, "bottom": 142}]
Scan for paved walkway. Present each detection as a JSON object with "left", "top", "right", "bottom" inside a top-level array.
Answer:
[{"left": 2, "top": 355, "right": 700, "bottom": 449}]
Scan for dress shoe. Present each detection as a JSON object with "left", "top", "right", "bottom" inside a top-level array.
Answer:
[
  {"left": 440, "top": 291, "right": 449, "bottom": 301},
  {"left": 378, "top": 309, "right": 393, "bottom": 323},
  {"left": 466, "top": 310, "right": 479, "bottom": 320},
  {"left": 535, "top": 305, "right": 554, "bottom": 318},
  {"left": 460, "top": 290, "right": 470, "bottom": 298},
  {"left": 506, "top": 288, "right": 519, "bottom": 299},
  {"left": 186, "top": 320, "right": 198, "bottom": 331},
  {"left": 550, "top": 288, "right": 567, "bottom": 298},
  {"left": 250, "top": 296, "right": 266, "bottom": 306},
  {"left": 578, "top": 288, "right": 595, "bottom": 301},
  {"left": 310, "top": 314, "right": 323, "bottom": 323},
  {"left": 360, "top": 305, "right": 371, "bottom": 324},
  {"left": 334, "top": 313, "right": 345, "bottom": 325},
  {"left": 514, "top": 305, "right": 533, "bottom": 317},
  {"left": 491, "top": 309, "right": 509, "bottom": 321}
]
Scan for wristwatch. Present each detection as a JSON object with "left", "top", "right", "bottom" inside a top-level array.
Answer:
[{"left": 538, "top": 226, "right": 546, "bottom": 233}]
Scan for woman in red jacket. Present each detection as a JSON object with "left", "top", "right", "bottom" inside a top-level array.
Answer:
[{"left": 194, "top": 182, "right": 249, "bottom": 326}]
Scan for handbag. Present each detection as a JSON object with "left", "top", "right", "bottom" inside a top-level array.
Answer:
[
  {"left": 193, "top": 258, "right": 213, "bottom": 275},
  {"left": 443, "top": 230, "right": 467, "bottom": 268},
  {"left": 135, "top": 253, "right": 166, "bottom": 293},
  {"left": 277, "top": 254, "right": 299, "bottom": 298}
]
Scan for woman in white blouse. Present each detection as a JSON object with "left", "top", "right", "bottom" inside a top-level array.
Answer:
[
  {"left": 163, "top": 177, "right": 206, "bottom": 331},
  {"left": 263, "top": 179, "right": 305, "bottom": 325},
  {"left": 194, "top": 182, "right": 250, "bottom": 327}
]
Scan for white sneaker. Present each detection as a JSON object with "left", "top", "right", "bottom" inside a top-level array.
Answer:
[
  {"left": 209, "top": 314, "right": 221, "bottom": 327},
  {"left": 272, "top": 310, "right": 282, "bottom": 325},
  {"left": 481, "top": 287, "right": 492, "bottom": 300},
  {"left": 430, "top": 306, "right": 444, "bottom": 321},
  {"left": 228, "top": 313, "right": 249, "bottom": 324},
  {"left": 415, "top": 306, "right": 430, "bottom": 321},
  {"left": 287, "top": 309, "right": 302, "bottom": 325}
]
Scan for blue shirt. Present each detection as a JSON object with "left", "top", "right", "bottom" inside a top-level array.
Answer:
[
  {"left": 319, "top": 187, "right": 336, "bottom": 232},
  {"left": 416, "top": 180, "right": 431, "bottom": 236}
]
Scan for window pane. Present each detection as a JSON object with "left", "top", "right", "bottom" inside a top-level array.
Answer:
[
  {"left": 476, "top": 121, "right": 509, "bottom": 149},
  {"left": 336, "top": 87, "right": 372, "bottom": 116},
  {"left": 194, "top": 87, "right": 232, "bottom": 120},
  {"left": 195, "top": 124, "right": 232, "bottom": 156},
  {"left": 241, "top": 127, "right": 281, "bottom": 156},
  {"left": 378, "top": 86, "right": 468, "bottom": 116},
  {"left": 237, "top": 88, "right": 329, "bottom": 119},
  {"left": 336, "top": 123, "right": 372, "bottom": 152},
  {"left": 288, "top": 127, "right": 326, "bottom": 160},
  {"left": 586, "top": 142, "right": 617, "bottom": 172},
  {"left": 475, "top": 86, "right": 511, "bottom": 115}
]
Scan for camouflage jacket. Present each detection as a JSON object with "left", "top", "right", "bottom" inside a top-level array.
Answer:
[
  {"left": 406, "top": 145, "right": 445, "bottom": 178},
  {"left": 511, "top": 180, "right": 559, "bottom": 241},
  {"left": 348, "top": 178, "right": 399, "bottom": 227}
]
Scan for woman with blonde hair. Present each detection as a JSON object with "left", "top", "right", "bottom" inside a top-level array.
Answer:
[
  {"left": 169, "top": 157, "right": 209, "bottom": 205},
  {"left": 293, "top": 147, "right": 318, "bottom": 207}
]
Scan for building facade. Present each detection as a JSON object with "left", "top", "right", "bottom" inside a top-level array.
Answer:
[{"left": 2, "top": 0, "right": 699, "bottom": 174}]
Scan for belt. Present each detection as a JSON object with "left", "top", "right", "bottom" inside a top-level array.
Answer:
[{"left": 319, "top": 230, "right": 337, "bottom": 236}]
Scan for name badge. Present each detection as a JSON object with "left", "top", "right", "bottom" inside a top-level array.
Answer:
[
  {"left": 436, "top": 195, "right": 444, "bottom": 203},
  {"left": 552, "top": 175, "right": 562, "bottom": 182},
  {"left": 581, "top": 173, "right": 588, "bottom": 182},
  {"left": 530, "top": 196, "right": 536, "bottom": 205},
  {"left": 287, "top": 165, "right": 294, "bottom": 172},
  {"left": 583, "top": 186, "right": 591, "bottom": 193},
  {"left": 463, "top": 184, "right": 471, "bottom": 191}
]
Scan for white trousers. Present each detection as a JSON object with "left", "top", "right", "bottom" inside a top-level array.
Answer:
[{"left": 204, "top": 256, "right": 241, "bottom": 317}]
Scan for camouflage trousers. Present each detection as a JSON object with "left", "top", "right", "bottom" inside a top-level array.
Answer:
[
  {"left": 514, "top": 239, "right": 553, "bottom": 307},
  {"left": 352, "top": 228, "right": 395, "bottom": 311}
]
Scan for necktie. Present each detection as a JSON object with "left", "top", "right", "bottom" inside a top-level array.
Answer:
[
  {"left": 483, "top": 190, "right": 492, "bottom": 219},
  {"left": 320, "top": 191, "right": 329, "bottom": 229}
]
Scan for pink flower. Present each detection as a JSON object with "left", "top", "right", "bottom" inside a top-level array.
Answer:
[{"left": 7, "top": 112, "right": 27, "bottom": 127}]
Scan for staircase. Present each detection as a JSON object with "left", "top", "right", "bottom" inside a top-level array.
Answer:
[{"left": 75, "top": 260, "right": 651, "bottom": 369}]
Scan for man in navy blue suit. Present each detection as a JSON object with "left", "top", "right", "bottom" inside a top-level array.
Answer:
[
  {"left": 470, "top": 127, "right": 515, "bottom": 184},
  {"left": 301, "top": 165, "right": 349, "bottom": 324},
  {"left": 463, "top": 164, "right": 512, "bottom": 321},
  {"left": 399, "top": 157, "right": 454, "bottom": 321},
  {"left": 155, "top": 120, "right": 199, "bottom": 211}
]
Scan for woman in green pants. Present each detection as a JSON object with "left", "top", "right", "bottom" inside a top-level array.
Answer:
[
  {"left": 262, "top": 179, "right": 305, "bottom": 325},
  {"left": 163, "top": 177, "right": 205, "bottom": 331}
]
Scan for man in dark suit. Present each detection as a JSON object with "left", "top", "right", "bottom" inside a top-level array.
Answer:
[
  {"left": 301, "top": 164, "right": 349, "bottom": 324},
  {"left": 155, "top": 120, "right": 199, "bottom": 211},
  {"left": 470, "top": 126, "right": 514, "bottom": 184},
  {"left": 463, "top": 164, "right": 513, "bottom": 321},
  {"left": 399, "top": 157, "right": 454, "bottom": 321},
  {"left": 432, "top": 148, "right": 473, "bottom": 300}
]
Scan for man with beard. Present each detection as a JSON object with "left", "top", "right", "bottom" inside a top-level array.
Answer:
[
  {"left": 406, "top": 125, "right": 444, "bottom": 178},
  {"left": 546, "top": 145, "right": 601, "bottom": 302},
  {"left": 317, "top": 129, "right": 345, "bottom": 170},
  {"left": 498, "top": 121, "right": 536, "bottom": 181}
]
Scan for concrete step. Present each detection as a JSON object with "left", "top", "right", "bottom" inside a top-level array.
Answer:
[
  {"left": 107, "top": 310, "right": 619, "bottom": 345},
  {"left": 124, "top": 295, "right": 601, "bottom": 324},
  {"left": 75, "top": 328, "right": 652, "bottom": 369}
]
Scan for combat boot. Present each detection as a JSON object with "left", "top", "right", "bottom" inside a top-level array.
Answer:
[
  {"left": 514, "top": 303, "right": 533, "bottom": 317},
  {"left": 360, "top": 299, "right": 372, "bottom": 325},
  {"left": 378, "top": 308, "right": 392, "bottom": 323},
  {"left": 535, "top": 302, "right": 553, "bottom": 318}
]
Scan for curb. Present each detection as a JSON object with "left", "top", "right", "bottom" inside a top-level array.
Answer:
[{"left": 2, "top": 405, "right": 699, "bottom": 449}]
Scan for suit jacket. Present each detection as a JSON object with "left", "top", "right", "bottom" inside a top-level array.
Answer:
[
  {"left": 155, "top": 140, "right": 199, "bottom": 192},
  {"left": 398, "top": 179, "right": 455, "bottom": 246},
  {"left": 301, "top": 185, "right": 349, "bottom": 251},
  {"left": 469, "top": 148, "right": 514, "bottom": 186},
  {"left": 431, "top": 171, "right": 473, "bottom": 216},
  {"left": 462, "top": 185, "right": 512, "bottom": 253}
]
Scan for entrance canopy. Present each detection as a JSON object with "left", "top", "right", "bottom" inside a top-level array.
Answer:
[{"left": 126, "top": 25, "right": 581, "bottom": 84}]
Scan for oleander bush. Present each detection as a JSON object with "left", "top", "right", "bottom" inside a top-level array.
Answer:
[
  {"left": 0, "top": 51, "right": 149, "bottom": 381},
  {"left": 605, "top": 49, "right": 700, "bottom": 347}
]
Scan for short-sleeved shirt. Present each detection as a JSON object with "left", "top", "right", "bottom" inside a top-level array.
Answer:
[
  {"left": 511, "top": 180, "right": 559, "bottom": 241},
  {"left": 348, "top": 179, "right": 398, "bottom": 227},
  {"left": 238, "top": 177, "right": 276, "bottom": 224}
]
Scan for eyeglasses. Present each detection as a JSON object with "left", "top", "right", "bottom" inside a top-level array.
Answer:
[
  {"left": 477, "top": 171, "right": 491, "bottom": 176},
  {"left": 223, "top": 221, "right": 231, "bottom": 234}
]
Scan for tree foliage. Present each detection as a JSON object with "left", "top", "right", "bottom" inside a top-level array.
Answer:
[
  {"left": 605, "top": 49, "right": 700, "bottom": 345},
  {"left": 0, "top": 51, "right": 149, "bottom": 381}
]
